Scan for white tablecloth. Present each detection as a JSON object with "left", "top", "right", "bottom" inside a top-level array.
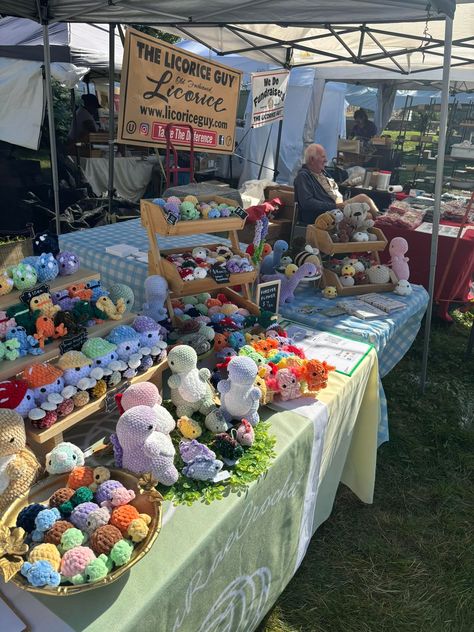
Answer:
[{"left": 81, "top": 157, "right": 153, "bottom": 202}]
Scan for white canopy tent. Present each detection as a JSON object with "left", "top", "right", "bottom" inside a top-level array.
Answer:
[{"left": 0, "top": 0, "right": 465, "bottom": 388}]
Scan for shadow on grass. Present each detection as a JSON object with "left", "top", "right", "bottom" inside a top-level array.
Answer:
[{"left": 259, "top": 316, "right": 474, "bottom": 632}]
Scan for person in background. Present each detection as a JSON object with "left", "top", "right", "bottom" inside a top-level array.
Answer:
[
  {"left": 350, "top": 109, "right": 377, "bottom": 141},
  {"left": 67, "top": 94, "right": 101, "bottom": 144},
  {"left": 294, "top": 144, "right": 379, "bottom": 224}
]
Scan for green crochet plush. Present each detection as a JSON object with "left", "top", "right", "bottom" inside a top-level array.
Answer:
[
  {"left": 110, "top": 539, "right": 133, "bottom": 567},
  {"left": 167, "top": 345, "right": 215, "bottom": 417},
  {"left": 71, "top": 554, "right": 113, "bottom": 584},
  {"left": 59, "top": 486, "right": 94, "bottom": 517},
  {"left": 59, "top": 527, "right": 86, "bottom": 554}
]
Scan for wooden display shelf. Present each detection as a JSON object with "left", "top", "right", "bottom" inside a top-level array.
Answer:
[
  {"left": 159, "top": 243, "right": 257, "bottom": 297},
  {"left": 141, "top": 195, "right": 245, "bottom": 237},
  {"left": 321, "top": 268, "right": 398, "bottom": 296},
  {"left": 26, "top": 360, "right": 167, "bottom": 458},
  {"left": 0, "top": 268, "right": 100, "bottom": 311},
  {"left": 306, "top": 225, "right": 388, "bottom": 256},
  {"left": 0, "top": 313, "right": 134, "bottom": 382}
]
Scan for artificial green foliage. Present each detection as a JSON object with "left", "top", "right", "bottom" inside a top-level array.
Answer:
[{"left": 158, "top": 404, "right": 276, "bottom": 507}]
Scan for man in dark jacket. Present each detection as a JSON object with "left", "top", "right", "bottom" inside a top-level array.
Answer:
[{"left": 294, "top": 144, "right": 379, "bottom": 224}]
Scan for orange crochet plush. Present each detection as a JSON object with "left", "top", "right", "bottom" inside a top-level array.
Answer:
[
  {"left": 110, "top": 504, "right": 140, "bottom": 534},
  {"left": 251, "top": 338, "right": 279, "bottom": 356},
  {"left": 67, "top": 466, "right": 95, "bottom": 489},
  {"left": 304, "top": 359, "right": 335, "bottom": 391}
]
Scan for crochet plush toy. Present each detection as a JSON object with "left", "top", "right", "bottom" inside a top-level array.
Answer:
[
  {"left": 343, "top": 203, "right": 376, "bottom": 242},
  {"left": 119, "top": 381, "right": 175, "bottom": 434},
  {"left": 0, "top": 409, "right": 41, "bottom": 514},
  {"left": 141, "top": 275, "right": 169, "bottom": 322},
  {"left": 21, "top": 560, "right": 61, "bottom": 587},
  {"left": 389, "top": 237, "right": 410, "bottom": 281},
  {"left": 108, "top": 283, "right": 135, "bottom": 312},
  {"left": 167, "top": 345, "right": 215, "bottom": 417},
  {"left": 260, "top": 240, "right": 288, "bottom": 275},
  {"left": 114, "top": 405, "right": 178, "bottom": 486},
  {"left": 262, "top": 262, "right": 317, "bottom": 305},
  {"left": 314, "top": 212, "right": 336, "bottom": 231},
  {"left": 217, "top": 356, "right": 261, "bottom": 426},
  {"left": 45, "top": 442, "right": 85, "bottom": 474}
]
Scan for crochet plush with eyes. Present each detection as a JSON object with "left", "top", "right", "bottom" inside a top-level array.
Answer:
[
  {"left": 275, "top": 368, "right": 302, "bottom": 401},
  {"left": 56, "top": 251, "right": 80, "bottom": 276},
  {"left": 167, "top": 345, "right": 215, "bottom": 417},
  {"left": 45, "top": 442, "right": 85, "bottom": 474},
  {"left": 0, "top": 409, "right": 41, "bottom": 514},
  {"left": 141, "top": 275, "right": 169, "bottom": 322},
  {"left": 217, "top": 356, "right": 260, "bottom": 426},
  {"left": 8, "top": 263, "right": 37, "bottom": 290}
]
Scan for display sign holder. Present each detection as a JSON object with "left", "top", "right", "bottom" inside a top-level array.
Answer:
[{"left": 256, "top": 280, "right": 281, "bottom": 315}]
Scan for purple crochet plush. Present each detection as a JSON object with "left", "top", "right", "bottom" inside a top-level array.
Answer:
[
  {"left": 262, "top": 262, "right": 317, "bottom": 305},
  {"left": 70, "top": 502, "right": 100, "bottom": 531},
  {"left": 95, "top": 480, "right": 124, "bottom": 506},
  {"left": 115, "top": 405, "right": 178, "bottom": 486},
  {"left": 56, "top": 251, "right": 80, "bottom": 276}
]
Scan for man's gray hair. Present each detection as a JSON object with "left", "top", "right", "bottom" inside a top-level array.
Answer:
[{"left": 304, "top": 143, "right": 322, "bottom": 163}]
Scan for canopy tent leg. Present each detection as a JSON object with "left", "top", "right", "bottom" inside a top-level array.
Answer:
[
  {"left": 42, "top": 23, "right": 61, "bottom": 235},
  {"left": 420, "top": 16, "right": 453, "bottom": 393},
  {"left": 107, "top": 23, "right": 116, "bottom": 222},
  {"left": 273, "top": 119, "right": 283, "bottom": 181}
]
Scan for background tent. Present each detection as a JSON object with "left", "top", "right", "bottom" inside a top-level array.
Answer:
[{"left": 0, "top": 18, "right": 123, "bottom": 149}]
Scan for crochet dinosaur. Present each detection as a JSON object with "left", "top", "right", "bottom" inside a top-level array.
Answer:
[{"left": 262, "top": 262, "right": 317, "bottom": 305}]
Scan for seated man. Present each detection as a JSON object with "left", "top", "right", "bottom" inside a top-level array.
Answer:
[
  {"left": 294, "top": 143, "right": 379, "bottom": 224},
  {"left": 67, "top": 94, "right": 100, "bottom": 144}
]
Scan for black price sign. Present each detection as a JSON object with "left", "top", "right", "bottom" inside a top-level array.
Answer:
[
  {"left": 59, "top": 330, "right": 88, "bottom": 354},
  {"left": 166, "top": 212, "right": 178, "bottom": 225},
  {"left": 105, "top": 380, "right": 131, "bottom": 413},
  {"left": 234, "top": 206, "right": 248, "bottom": 220},
  {"left": 256, "top": 280, "right": 281, "bottom": 314},
  {"left": 210, "top": 265, "right": 230, "bottom": 284},
  {"left": 20, "top": 284, "right": 50, "bottom": 305}
]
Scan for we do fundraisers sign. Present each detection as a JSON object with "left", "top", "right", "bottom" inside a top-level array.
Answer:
[
  {"left": 251, "top": 70, "right": 289, "bottom": 128},
  {"left": 118, "top": 28, "right": 241, "bottom": 154}
]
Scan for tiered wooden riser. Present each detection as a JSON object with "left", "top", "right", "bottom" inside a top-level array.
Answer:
[{"left": 26, "top": 360, "right": 167, "bottom": 459}]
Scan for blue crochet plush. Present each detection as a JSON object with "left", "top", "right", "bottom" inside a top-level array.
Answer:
[
  {"left": 16, "top": 503, "right": 46, "bottom": 533},
  {"left": 106, "top": 326, "right": 141, "bottom": 362},
  {"left": 35, "top": 253, "right": 59, "bottom": 282},
  {"left": 21, "top": 560, "right": 61, "bottom": 587},
  {"left": 32, "top": 507, "right": 61, "bottom": 542}
]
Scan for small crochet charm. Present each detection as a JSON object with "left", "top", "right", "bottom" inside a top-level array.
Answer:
[
  {"left": 127, "top": 514, "right": 151, "bottom": 543},
  {"left": 85, "top": 507, "right": 111, "bottom": 536},
  {"left": 95, "top": 480, "right": 125, "bottom": 506},
  {"left": 90, "top": 524, "right": 123, "bottom": 555},
  {"left": 29, "top": 293, "right": 60, "bottom": 319},
  {"left": 8, "top": 263, "right": 37, "bottom": 290},
  {"left": 70, "top": 502, "right": 100, "bottom": 531},
  {"left": 211, "top": 433, "right": 244, "bottom": 466},
  {"left": 235, "top": 419, "right": 255, "bottom": 446},
  {"left": 204, "top": 407, "right": 231, "bottom": 433},
  {"left": 167, "top": 345, "right": 215, "bottom": 417},
  {"left": 48, "top": 488, "right": 75, "bottom": 508},
  {"left": 59, "top": 486, "right": 94, "bottom": 517},
  {"left": 45, "top": 442, "right": 85, "bottom": 474},
  {"left": 72, "top": 554, "right": 113, "bottom": 584},
  {"left": 182, "top": 455, "right": 223, "bottom": 481},
  {"left": 56, "top": 251, "right": 80, "bottom": 276},
  {"left": 177, "top": 416, "right": 202, "bottom": 439},
  {"left": 5, "top": 325, "right": 43, "bottom": 357},
  {"left": 21, "top": 560, "right": 61, "bottom": 587},
  {"left": 394, "top": 279, "right": 412, "bottom": 296},
  {"left": 95, "top": 296, "right": 126, "bottom": 320},
  {"left": 110, "top": 539, "right": 133, "bottom": 567},
  {"left": 34, "top": 252, "right": 59, "bottom": 282},
  {"left": 217, "top": 356, "right": 261, "bottom": 426},
  {"left": 275, "top": 368, "right": 302, "bottom": 401},
  {"left": 89, "top": 466, "right": 111, "bottom": 492},
  {"left": 100, "top": 487, "right": 135, "bottom": 511},
  {"left": 60, "top": 546, "right": 96, "bottom": 578},
  {"left": 110, "top": 505, "right": 140, "bottom": 535},
  {"left": 67, "top": 466, "right": 95, "bottom": 490},
  {"left": 43, "top": 519, "right": 74, "bottom": 545},
  {"left": 0, "top": 410, "right": 41, "bottom": 514},
  {"left": 367, "top": 264, "right": 391, "bottom": 284},
  {"left": 16, "top": 503, "right": 45, "bottom": 533},
  {"left": 31, "top": 508, "right": 61, "bottom": 542},
  {"left": 109, "top": 283, "right": 135, "bottom": 312},
  {"left": 59, "top": 527, "right": 87, "bottom": 554}
]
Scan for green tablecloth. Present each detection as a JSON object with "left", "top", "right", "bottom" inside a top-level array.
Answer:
[{"left": 1, "top": 351, "right": 379, "bottom": 632}]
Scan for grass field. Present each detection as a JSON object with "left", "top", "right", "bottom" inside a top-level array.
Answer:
[{"left": 258, "top": 310, "right": 474, "bottom": 632}]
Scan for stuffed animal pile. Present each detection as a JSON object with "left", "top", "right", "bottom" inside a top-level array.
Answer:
[
  {"left": 323, "top": 255, "right": 392, "bottom": 288},
  {"left": 314, "top": 203, "right": 377, "bottom": 243},
  {"left": 9, "top": 442, "right": 153, "bottom": 588},
  {"left": 164, "top": 245, "right": 254, "bottom": 282},
  {"left": 152, "top": 195, "right": 239, "bottom": 222}
]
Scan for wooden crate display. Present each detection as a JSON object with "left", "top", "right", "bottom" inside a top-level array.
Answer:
[
  {"left": 306, "top": 224, "right": 388, "bottom": 255},
  {"left": 159, "top": 243, "right": 257, "bottom": 297},
  {"left": 141, "top": 195, "right": 246, "bottom": 237},
  {"left": 321, "top": 268, "right": 398, "bottom": 296}
]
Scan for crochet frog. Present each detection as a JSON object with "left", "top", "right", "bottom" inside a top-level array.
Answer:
[
  {"left": 30, "top": 293, "right": 60, "bottom": 319},
  {"left": 217, "top": 356, "right": 261, "bottom": 426},
  {"left": 167, "top": 345, "right": 215, "bottom": 417}
]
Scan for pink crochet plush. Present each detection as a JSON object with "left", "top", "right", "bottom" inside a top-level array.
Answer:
[
  {"left": 101, "top": 487, "right": 136, "bottom": 510},
  {"left": 121, "top": 382, "right": 175, "bottom": 433},
  {"left": 60, "top": 546, "right": 96, "bottom": 577},
  {"left": 388, "top": 237, "right": 410, "bottom": 281}
]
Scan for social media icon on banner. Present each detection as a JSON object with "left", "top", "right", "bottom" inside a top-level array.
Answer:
[
  {"left": 218, "top": 135, "right": 225, "bottom": 145},
  {"left": 139, "top": 123, "right": 150, "bottom": 136}
]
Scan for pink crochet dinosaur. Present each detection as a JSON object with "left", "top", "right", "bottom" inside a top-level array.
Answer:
[
  {"left": 262, "top": 262, "right": 317, "bottom": 305},
  {"left": 388, "top": 237, "right": 410, "bottom": 281}
]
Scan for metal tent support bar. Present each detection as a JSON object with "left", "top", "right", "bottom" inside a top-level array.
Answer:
[
  {"left": 107, "top": 23, "right": 116, "bottom": 221},
  {"left": 42, "top": 22, "right": 61, "bottom": 235},
  {"left": 420, "top": 16, "right": 453, "bottom": 393}
]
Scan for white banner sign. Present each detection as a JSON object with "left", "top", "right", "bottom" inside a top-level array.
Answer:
[{"left": 251, "top": 69, "right": 289, "bottom": 128}]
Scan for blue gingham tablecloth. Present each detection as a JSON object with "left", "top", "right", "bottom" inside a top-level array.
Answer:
[
  {"left": 279, "top": 284, "right": 429, "bottom": 445},
  {"left": 59, "top": 219, "right": 233, "bottom": 308}
]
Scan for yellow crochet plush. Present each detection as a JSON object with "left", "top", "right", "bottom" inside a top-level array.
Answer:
[{"left": 28, "top": 543, "right": 61, "bottom": 571}]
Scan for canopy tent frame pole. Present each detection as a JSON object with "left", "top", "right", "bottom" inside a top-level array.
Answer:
[
  {"left": 420, "top": 15, "right": 453, "bottom": 393},
  {"left": 107, "top": 23, "right": 116, "bottom": 222},
  {"left": 41, "top": 22, "right": 61, "bottom": 235}
]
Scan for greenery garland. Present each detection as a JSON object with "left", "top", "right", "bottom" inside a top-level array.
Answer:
[{"left": 158, "top": 404, "right": 276, "bottom": 506}]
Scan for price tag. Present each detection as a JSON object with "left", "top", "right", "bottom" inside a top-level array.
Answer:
[
  {"left": 256, "top": 280, "right": 281, "bottom": 314},
  {"left": 166, "top": 212, "right": 178, "bottom": 225},
  {"left": 104, "top": 380, "right": 131, "bottom": 413},
  {"left": 234, "top": 206, "right": 248, "bottom": 220},
  {"left": 19, "top": 283, "right": 50, "bottom": 305},
  {"left": 59, "top": 329, "right": 88, "bottom": 354},
  {"left": 210, "top": 266, "right": 230, "bottom": 284}
]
